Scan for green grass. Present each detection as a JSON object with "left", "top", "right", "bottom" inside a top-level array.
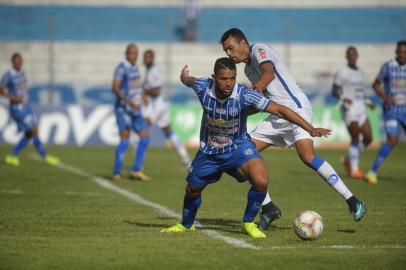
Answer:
[{"left": 0, "top": 144, "right": 405, "bottom": 270}]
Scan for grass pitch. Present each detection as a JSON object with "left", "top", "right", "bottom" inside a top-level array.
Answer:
[{"left": 0, "top": 144, "right": 405, "bottom": 270}]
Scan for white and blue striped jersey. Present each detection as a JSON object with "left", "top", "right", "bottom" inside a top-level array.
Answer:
[
  {"left": 244, "top": 43, "right": 311, "bottom": 110},
  {"left": 377, "top": 59, "right": 406, "bottom": 115},
  {"left": 113, "top": 59, "right": 142, "bottom": 111},
  {"left": 0, "top": 68, "right": 28, "bottom": 105},
  {"left": 193, "top": 77, "right": 271, "bottom": 154}
]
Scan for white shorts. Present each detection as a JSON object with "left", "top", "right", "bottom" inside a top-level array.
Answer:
[
  {"left": 340, "top": 105, "right": 367, "bottom": 126},
  {"left": 141, "top": 96, "right": 171, "bottom": 128},
  {"left": 250, "top": 108, "right": 313, "bottom": 148}
]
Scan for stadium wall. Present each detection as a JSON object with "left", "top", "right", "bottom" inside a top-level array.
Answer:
[{"left": 0, "top": 4, "right": 404, "bottom": 146}]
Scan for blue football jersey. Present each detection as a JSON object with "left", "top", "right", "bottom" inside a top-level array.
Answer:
[
  {"left": 377, "top": 59, "right": 406, "bottom": 115},
  {"left": 0, "top": 68, "right": 28, "bottom": 105},
  {"left": 192, "top": 77, "right": 271, "bottom": 154},
  {"left": 113, "top": 60, "right": 142, "bottom": 111}
]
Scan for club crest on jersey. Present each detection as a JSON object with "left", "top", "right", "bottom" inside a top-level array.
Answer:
[
  {"left": 229, "top": 107, "right": 239, "bottom": 116},
  {"left": 258, "top": 48, "right": 267, "bottom": 60}
]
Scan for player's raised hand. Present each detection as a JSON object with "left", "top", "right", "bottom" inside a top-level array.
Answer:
[
  {"left": 180, "top": 65, "right": 190, "bottom": 81},
  {"left": 309, "top": 128, "right": 331, "bottom": 138},
  {"left": 180, "top": 65, "right": 196, "bottom": 87}
]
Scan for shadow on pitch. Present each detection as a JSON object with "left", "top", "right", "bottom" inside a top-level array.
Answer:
[{"left": 124, "top": 220, "right": 169, "bottom": 229}]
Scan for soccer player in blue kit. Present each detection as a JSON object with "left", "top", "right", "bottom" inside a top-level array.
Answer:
[
  {"left": 112, "top": 44, "right": 151, "bottom": 181},
  {"left": 161, "top": 58, "right": 331, "bottom": 238},
  {"left": 366, "top": 40, "right": 406, "bottom": 184},
  {"left": 1, "top": 53, "right": 59, "bottom": 166}
]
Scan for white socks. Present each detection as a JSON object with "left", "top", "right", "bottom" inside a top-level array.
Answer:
[{"left": 314, "top": 159, "right": 353, "bottom": 199}]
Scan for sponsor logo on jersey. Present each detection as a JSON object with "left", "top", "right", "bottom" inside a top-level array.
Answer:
[
  {"left": 258, "top": 48, "right": 267, "bottom": 60},
  {"left": 207, "top": 117, "right": 239, "bottom": 127},
  {"left": 208, "top": 135, "right": 232, "bottom": 148},
  {"left": 216, "top": 108, "right": 226, "bottom": 114}
]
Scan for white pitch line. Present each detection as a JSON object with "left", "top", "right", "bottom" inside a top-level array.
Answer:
[{"left": 30, "top": 155, "right": 258, "bottom": 250}]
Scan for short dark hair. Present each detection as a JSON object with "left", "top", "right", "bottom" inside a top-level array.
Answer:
[
  {"left": 11, "top": 53, "right": 21, "bottom": 62},
  {"left": 397, "top": 40, "right": 406, "bottom": 49},
  {"left": 346, "top": 46, "right": 357, "bottom": 54},
  {"left": 144, "top": 49, "right": 154, "bottom": 57},
  {"left": 214, "top": 57, "right": 236, "bottom": 74},
  {"left": 125, "top": 43, "right": 137, "bottom": 53},
  {"left": 220, "top": 28, "right": 249, "bottom": 44}
]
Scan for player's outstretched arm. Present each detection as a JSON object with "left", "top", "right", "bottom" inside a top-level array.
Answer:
[
  {"left": 254, "top": 62, "right": 275, "bottom": 91},
  {"left": 266, "top": 102, "right": 331, "bottom": 137},
  {"left": 180, "top": 65, "right": 196, "bottom": 88}
]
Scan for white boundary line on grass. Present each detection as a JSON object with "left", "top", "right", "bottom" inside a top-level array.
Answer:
[
  {"left": 30, "top": 155, "right": 406, "bottom": 251},
  {"left": 30, "top": 155, "right": 258, "bottom": 250}
]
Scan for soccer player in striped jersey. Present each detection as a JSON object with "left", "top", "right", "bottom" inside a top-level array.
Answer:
[
  {"left": 161, "top": 57, "right": 330, "bottom": 238},
  {"left": 112, "top": 44, "right": 151, "bottom": 181},
  {"left": 332, "top": 46, "right": 374, "bottom": 179},
  {"left": 141, "top": 50, "right": 191, "bottom": 167},
  {"left": 366, "top": 40, "right": 406, "bottom": 184},
  {"left": 0, "top": 53, "right": 59, "bottom": 166},
  {"left": 221, "top": 28, "right": 367, "bottom": 230}
]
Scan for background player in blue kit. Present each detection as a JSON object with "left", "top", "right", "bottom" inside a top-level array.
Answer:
[
  {"left": 161, "top": 58, "right": 331, "bottom": 238},
  {"left": 0, "top": 53, "right": 59, "bottom": 166},
  {"left": 366, "top": 41, "right": 406, "bottom": 184},
  {"left": 112, "top": 44, "right": 151, "bottom": 181}
]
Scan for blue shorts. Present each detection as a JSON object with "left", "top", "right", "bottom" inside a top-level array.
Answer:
[
  {"left": 115, "top": 107, "right": 148, "bottom": 134},
  {"left": 10, "top": 104, "right": 37, "bottom": 132},
  {"left": 384, "top": 112, "right": 406, "bottom": 136},
  {"left": 186, "top": 141, "right": 262, "bottom": 190}
]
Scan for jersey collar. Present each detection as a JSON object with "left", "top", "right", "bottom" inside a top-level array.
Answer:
[
  {"left": 123, "top": 59, "right": 135, "bottom": 68},
  {"left": 9, "top": 68, "right": 22, "bottom": 76},
  {"left": 209, "top": 81, "right": 238, "bottom": 101}
]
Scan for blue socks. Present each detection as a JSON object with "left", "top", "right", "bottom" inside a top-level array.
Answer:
[
  {"left": 113, "top": 139, "right": 129, "bottom": 175},
  {"left": 33, "top": 136, "right": 46, "bottom": 158},
  {"left": 12, "top": 136, "right": 30, "bottom": 156},
  {"left": 371, "top": 143, "right": 392, "bottom": 173},
  {"left": 243, "top": 186, "right": 267, "bottom": 222},
  {"left": 132, "top": 136, "right": 150, "bottom": 172},
  {"left": 181, "top": 193, "right": 202, "bottom": 228}
]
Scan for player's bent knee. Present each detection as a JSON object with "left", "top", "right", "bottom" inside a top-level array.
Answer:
[
  {"left": 120, "top": 130, "right": 130, "bottom": 139},
  {"left": 186, "top": 185, "right": 202, "bottom": 197}
]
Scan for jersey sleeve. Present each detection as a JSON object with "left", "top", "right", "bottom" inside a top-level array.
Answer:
[
  {"left": 0, "top": 72, "right": 10, "bottom": 89},
  {"left": 244, "top": 88, "right": 271, "bottom": 111},
  {"left": 113, "top": 64, "right": 125, "bottom": 81},
  {"left": 333, "top": 69, "right": 345, "bottom": 87},
  {"left": 376, "top": 63, "right": 389, "bottom": 81},
  {"left": 192, "top": 77, "right": 211, "bottom": 95},
  {"left": 252, "top": 44, "right": 277, "bottom": 66}
]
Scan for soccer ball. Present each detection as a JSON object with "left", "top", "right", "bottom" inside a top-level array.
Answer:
[{"left": 293, "top": 210, "right": 324, "bottom": 240}]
